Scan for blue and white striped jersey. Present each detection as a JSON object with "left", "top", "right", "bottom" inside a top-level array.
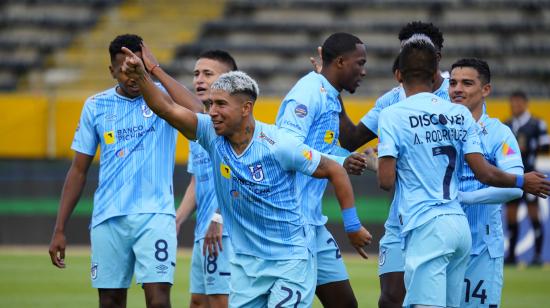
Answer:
[
  {"left": 187, "top": 141, "right": 228, "bottom": 241},
  {"left": 361, "top": 78, "right": 450, "bottom": 231},
  {"left": 378, "top": 92, "right": 482, "bottom": 234},
  {"left": 275, "top": 71, "right": 341, "bottom": 226},
  {"left": 459, "top": 112, "right": 523, "bottom": 257},
  {"left": 195, "top": 113, "right": 321, "bottom": 260},
  {"left": 72, "top": 85, "right": 177, "bottom": 228}
]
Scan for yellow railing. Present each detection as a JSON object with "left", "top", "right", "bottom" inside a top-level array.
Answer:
[{"left": 2, "top": 95, "right": 549, "bottom": 162}]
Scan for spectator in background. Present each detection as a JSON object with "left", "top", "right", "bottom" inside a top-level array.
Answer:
[{"left": 505, "top": 90, "right": 550, "bottom": 265}]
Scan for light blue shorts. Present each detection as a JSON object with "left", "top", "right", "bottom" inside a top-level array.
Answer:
[
  {"left": 403, "top": 214, "right": 472, "bottom": 308},
  {"left": 90, "top": 213, "right": 177, "bottom": 288},
  {"left": 189, "top": 236, "right": 233, "bottom": 295},
  {"left": 378, "top": 223, "right": 405, "bottom": 276},
  {"left": 313, "top": 225, "right": 349, "bottom": 285},
  {"left": 461, "top": 249, "right": 503, "bottom": 308},
  {"left": 229, "top": 253, "right": 316, "bottom": 308}
]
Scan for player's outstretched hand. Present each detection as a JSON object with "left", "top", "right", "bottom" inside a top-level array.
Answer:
[
  {"left": 120, "top": 47, "right": 147, "bottom": 80},
  {"left": 309, "top": 46, "right": 323, "bottom": 74},
  {"left": 523, "top": 171, "right": 550, "bottom": 198},
  {"left": 48, "top": 231, "right": 67, "bottom": 268},
  {"left": 202, "top": 221, "right": 223, "bottom": 257},
  {"left": 347, "top": 226, "right": 372, "bottom": 259},
  {"left": 344, "top": 152, "right": 368, "bottom": 175},
  {"left": 140, "top": 42, "right": 159, "bottom": 73}
]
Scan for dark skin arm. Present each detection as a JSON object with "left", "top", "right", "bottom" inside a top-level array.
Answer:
[
  {"left": 312, "top": 156, "right": 372, "bottom": 258},
  {"left": 49, "top": 152, "right": 94, "bottom": 268},
  {"left": 140, "top": 42, "right": 203, "bottom": 113},
  {"left": 338, "top": 97, "right": 377, "bottom": 151},
  {"left": 121, "top": 47, "right": 199, "bottom": 140},
  {"left": 377, "top": 156, "right": 396, "bottom": 191},
  {"left": 465, "top": 153, "right": 550, "bottom": 198}
]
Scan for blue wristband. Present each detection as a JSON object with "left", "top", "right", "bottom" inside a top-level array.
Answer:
[
  {"left": 342, "top": 207, "right": 361, "bottom": 233},
  {"left": 515, "top": 174, "right": 524, "bottom": 188}
]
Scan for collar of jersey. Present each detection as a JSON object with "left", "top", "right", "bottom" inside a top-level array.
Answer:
[
  {"left": 113, "top": 86, "right": 143, "bottom": 102},
  {"left": 226, "top": 120, "right": 261, "bottom": 159},
  {"left": 315, "top": 72, "right": 340, "bottom": 98}
]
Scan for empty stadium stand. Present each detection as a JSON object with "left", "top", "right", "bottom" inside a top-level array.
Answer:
[
  {"left": 0, "top": 0, "right": 121, "bottom": 91},
  {"left": 167, "top": 0, "right": 550, "bottom": 97}
]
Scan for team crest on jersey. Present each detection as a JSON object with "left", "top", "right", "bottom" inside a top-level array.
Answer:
[
  {"left": 141, "top": 104, "right": 154, "bottom": 118},
  {"left": 248, "top": 164, "right": 265, "bottom": 182},
  {"left": 91, "top": 263, "right": 98, "bottom": 280},
  {"left": 220, "top": 163, "right": 231, "bottom": 179},
  {"left": 378, "top": 249, "right": 386, "bottom": 266},
  {"left": 103, "top": 131, "right": 115, "bottom": 144},
  {"left": 324, "top": 130, "right": 335, "bottom": 144},
  {"left": 294, "top": 104, "right": 308, "bottom": 118}
]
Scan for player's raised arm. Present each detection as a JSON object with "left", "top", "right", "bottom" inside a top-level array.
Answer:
[
  {"left": 140, "top": 42, "right": 203, "bottom": 113},
  {"left": 121, "top": 47, "right": 198, "bottom": 140},
  {"left": 311, "top": 156, "right": 373, "bottom": 258},
  {"left": 465, "top": 153, "right": 550, "bottom": 198}
]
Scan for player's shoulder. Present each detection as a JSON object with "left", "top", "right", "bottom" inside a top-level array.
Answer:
[
  {"left": 485, "top": 116, "right": 514, "bottom": 137},
  {"left": 375, "top": 85, "right": 403, "bottom": 106}
]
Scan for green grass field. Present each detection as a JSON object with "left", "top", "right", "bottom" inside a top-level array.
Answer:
[{"left": 0, "top": 247, "right": 548, "bottom": 307}]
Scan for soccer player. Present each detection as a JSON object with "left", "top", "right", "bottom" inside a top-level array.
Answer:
[
  {"left": 276, "top": 32, "right": 368, "bottom": 308},
  {"left": 329, "top": 21, "right": 449, "bottom": 308},
  {"left": 172, "top": 50, "right": 238, "bottom": 308},
  {"left": 504, "top": 90, "right": 550, "bottom": 265},
  {"left": 120, "top": 48, "right": 372, "bottom": 307},
  {"left": 48, "top": 34, "right": 188, "bottom": 308},
  {"left": 377, "top": 38, "right": 550, "bottom": 308},
  {"left": 449, "top": 58, "right": 523, "bottom": 307}
]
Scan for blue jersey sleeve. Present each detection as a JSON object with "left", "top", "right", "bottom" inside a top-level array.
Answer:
[
  {"left": 377, "top": 109, "right": 399, "bottom": 158},
  {"left": 494, "top": 124, "right": 524, "bottom": 171},
  {"left": 187, "top": 142, "right": 195, "bottom": 174},
  {"left": 195, "top": 113, "right": 217, "bottom": 153},
  {"left": 360, "top": 86, "right": 401, "bottom": 134},
  {"left": 276, "top": 93, "right": 321, "bottom": 141},
  {"left": 461, "top": 109, "right": 483, "bottom": 155},
  {"left": 275, "top": 134, "right": 321, "bottom": 176},
  {"left": 71, "top": 98, "right": 99, "bottom": 156}
]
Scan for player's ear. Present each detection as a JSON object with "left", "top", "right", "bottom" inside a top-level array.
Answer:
[
  {"left": 395, "top": 70, "right": 403, "bottom": 83},
  {"left": 109, "top": 65, "right": 116, "bottom": 79},
  {"left": 481, "top": 82, "right": 492, "bottom": 98},
  {"left": 242, "top": 99, "right": 254, "bottom": 116}
]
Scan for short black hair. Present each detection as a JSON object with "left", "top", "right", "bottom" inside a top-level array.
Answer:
[
  {"left": 451, "top": 58, "right": 491, "bottom": 85},
  {"left": 198, "top": 49, "right": 238, "bottom": 71},
  {"left": 510, "top": 90, "right": 528, "bottom": 101},
  {"left": 399, "top": 40, "right": 437, "bottom": 85},
  {"left": 398, "top": 21, "right": 444, "bottom": 51},
  {"left": 321, "top": 32, "right": 364, "bottom": 66},
  {"left": 109, "top": 34, "right": 143, "bottom": 61}
]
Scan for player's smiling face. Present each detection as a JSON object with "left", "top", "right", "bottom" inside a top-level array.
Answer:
[
  {"left": 340, "top": 43, "right": 367, "bottom": 94},
  {"left": 208, "top": 88, "right": 245, "bottom": 136},
  {"left": 449, "top": 67, "right": 490, "bottom": 112},
  {"left": 193, "top": 58, "right": 231, "bottom": 102},
  {"left": 110, "top": 51, "right": 143, "bottom": 98}
]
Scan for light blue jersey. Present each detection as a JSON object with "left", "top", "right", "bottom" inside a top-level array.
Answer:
[
  {"left": 188, "top": 141, "right": 228, "bottom": 240},
  {"left": 275, "top": 71, "right": 341, "bottom": 226},
  {"left": 378, "top": 92, "right": 482, "bottom": 235},
  {"left": 361, "top": 78, "right": 450, "bottom": 135},
  {"left": 72, "top": 85, "right": 177, "bottom": 227},
  {"left": 362, "top": 78, "right": 450, "bottom": 230},
  {"left": 459, "top": 112, "right": 523, "bottom": 257},
  {"left": 195, "top": 113, "right": 321, "bottom": 260}
]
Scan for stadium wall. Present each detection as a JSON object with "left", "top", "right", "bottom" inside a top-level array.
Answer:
[{"left": 2, "top": 95, "right": 550, "bottom": 162}]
